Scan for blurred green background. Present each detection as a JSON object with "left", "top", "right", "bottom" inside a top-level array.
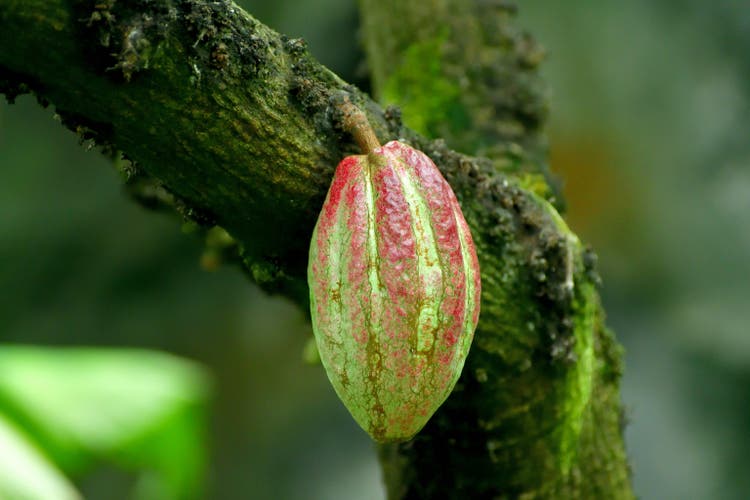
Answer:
[{"left": 1, "top": 1, "right": 748, "bottom": 499}]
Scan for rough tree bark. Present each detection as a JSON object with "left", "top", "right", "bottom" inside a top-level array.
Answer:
[{"left": 0, "top": 0, "right": 633, "bottom": 498}]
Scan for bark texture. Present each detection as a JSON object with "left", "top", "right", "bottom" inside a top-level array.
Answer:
[{"left": 0, "top": 0, "right": 633, "bottom": 497}]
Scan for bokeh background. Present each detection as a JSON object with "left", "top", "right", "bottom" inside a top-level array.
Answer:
[{"left": 1, "top": 1, "right": 748, "bottom": 498}]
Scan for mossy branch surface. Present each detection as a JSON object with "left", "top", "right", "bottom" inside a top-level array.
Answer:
[
  {"left": 359, "top": 0, "right": 549, "bottom": 167},
  {"left": 0, "top": 0, "right": 632, "bottom": 497}
]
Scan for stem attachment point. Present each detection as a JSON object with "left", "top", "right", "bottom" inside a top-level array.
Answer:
[{"left": 338, "top": 99, "right": 381, "bottom": 154}]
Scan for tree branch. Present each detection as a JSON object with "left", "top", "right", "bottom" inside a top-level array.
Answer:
[
  {"left": 359, "top": 0, "right": 549, "bottom": 168},
  {"left": 0, "top": 0, "right": 632, "bottom": 497}
]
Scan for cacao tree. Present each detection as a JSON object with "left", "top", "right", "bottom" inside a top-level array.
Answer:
[{"left": 0, "top": 0, "right": 633, "bottom": 497}]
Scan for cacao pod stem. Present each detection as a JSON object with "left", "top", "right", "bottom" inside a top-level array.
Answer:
[{"left": 339, "top": 100, "right": 381, "bottom": 154}]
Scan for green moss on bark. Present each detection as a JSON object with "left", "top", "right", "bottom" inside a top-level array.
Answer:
[
  {"left": 359, "top": 0, "right": 549, "bottom": 168},
  {"left": 381, "top": 28, "right": 469, "bottom": 140}
]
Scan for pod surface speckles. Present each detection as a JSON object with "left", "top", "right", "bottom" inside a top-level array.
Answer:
[{"left": 308, "top": 141, "right": 481, "bottom": 442}]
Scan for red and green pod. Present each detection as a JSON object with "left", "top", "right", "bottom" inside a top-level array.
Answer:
[{"left": 309, "top": 118, "right": 481, "bottom": 442}]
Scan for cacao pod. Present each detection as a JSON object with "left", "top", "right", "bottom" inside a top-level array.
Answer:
[{"left": 308, "top": 140, "right": 481, "bottom": 442}]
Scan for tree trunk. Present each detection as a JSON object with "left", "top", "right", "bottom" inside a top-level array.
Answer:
[{"left": 0, "top": 0, "right": 633, "bottom": 497}]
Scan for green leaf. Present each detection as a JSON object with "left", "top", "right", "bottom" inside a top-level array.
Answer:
[
  {"left": 0, "top": 346, "right": 211, "bottom": 499},
  {"left": 0, "top": 413, "right": 81, "bottom": 500}
]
